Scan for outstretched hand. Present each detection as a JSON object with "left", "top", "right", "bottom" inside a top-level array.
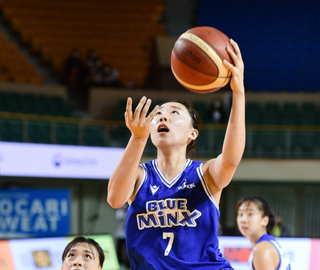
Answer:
[
  {"left": 223, "top": 39, "right": 244, "bottom": 94},
  {"left": 125, "top": 96, "right": 159, "bottom": 140}
]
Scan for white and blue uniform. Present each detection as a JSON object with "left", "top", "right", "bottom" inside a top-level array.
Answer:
[
  {"left": 249, "top": 233, "right": 291, "bottom": 270},
  {"left": 125, "top": 159, "right": 233, "bottom": 270}
]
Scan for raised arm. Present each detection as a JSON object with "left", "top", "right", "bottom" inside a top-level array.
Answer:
[
  {"left": 204, "top": 39, "right": 246, "bottom": 193},
  {"left": 107, "top": 97, "right": 159, "bottom": 208}
]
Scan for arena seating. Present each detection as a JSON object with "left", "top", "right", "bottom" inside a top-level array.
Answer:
[
  {"left": 0, "top": 33, "right": 43, "bottom": 84},
  {"left": 0, "top": 0, "right": 165, "bottom": 87},
  {"left": 196, "top": 0, "right": 320, "bottom": 92},
  {"left": 0, "top": 91, "right": 72, "bottom": 117}
]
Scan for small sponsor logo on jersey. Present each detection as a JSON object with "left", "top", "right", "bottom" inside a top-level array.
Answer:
[
  {"left": 178, "top": 179, "right": 196, "bottom": 190},
  {"left": 150, "top": 185, "right": 160, "bottom": 195}
]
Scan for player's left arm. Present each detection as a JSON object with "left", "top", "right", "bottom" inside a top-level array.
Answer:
[{"left": 204, "top": 39, "right": 245, "bottom": 192}]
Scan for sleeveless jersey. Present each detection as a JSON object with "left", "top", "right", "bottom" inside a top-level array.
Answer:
[
  {"left": 249, "top": 233, "right": 291, "bottom": 270},
  {"left": 125, "top": 159, "right": 233, "bottom": 270}
]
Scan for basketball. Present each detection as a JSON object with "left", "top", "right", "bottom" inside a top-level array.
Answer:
[{"left": 171, "top": 26, "right": 234, "bottom": 94}]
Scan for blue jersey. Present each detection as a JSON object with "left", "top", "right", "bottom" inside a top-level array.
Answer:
[
  {"left": 249, "top": 234, "right": 291, "bottom": 270},
  {"left": 125, "top": 159, "right": 233, "bottom": 270}
]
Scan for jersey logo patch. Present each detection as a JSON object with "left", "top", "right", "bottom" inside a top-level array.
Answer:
[
  {"left": 150, "top": 185, "right": 160, "bottom": 195},
  {"left": 178, "top": 179, "right": 196, "bottom": 190},
  {"left": 137, "top": 198, "right": 202, "bottom": 230}
]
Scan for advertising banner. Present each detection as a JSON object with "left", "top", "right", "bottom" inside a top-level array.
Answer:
[
  {"left": 0, "top": 189, "right": 70, "bottom": 238},
  {"left": 219, "top": 236, "right": 313, "bottom": 270},
  {"left": 0, "top": 142, "right": 124, "bottom": 179},
  {"left": 0, "top": 235, "right": 319, "bottom": 270}
]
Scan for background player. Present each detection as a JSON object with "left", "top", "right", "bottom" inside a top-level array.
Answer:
[{"left": 236, "top": 195, "right": 292, "bottom": 270}]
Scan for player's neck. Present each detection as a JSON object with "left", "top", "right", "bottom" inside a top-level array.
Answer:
[
  {"left": 156, "top": 153, "right": 188, "bottom": 182},
  {"left": 250, "top": 231, "right": 267, "bottom": 247}
]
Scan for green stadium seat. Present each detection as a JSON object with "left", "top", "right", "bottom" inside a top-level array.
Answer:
[
  {"left": 298, "top": 130, "right": 317, "bottom": 157},
  {"left": 299, "top": 102, "right": 319, "bottom": 126},
  {"left": 0, "top": 92, "right": 10, "bottom": 111},
  {"left": 109, "top": 125, "right": 130, "bottom": 148},
  {"left": 20, "top": 93, "right": 38, "bottom": 114},
  {"left": 192, "top": 101, "right": 208, "bottom": 123},
  {"left": 33, "top": 94, "right": 51, "bottom": 115},
  {"left": 56, "top": 122, "right": 79, "bottom": 145},
  {"left": 0, "top": 118, "right": 23, "bottom": 142},
  {"left": 113, "top": 99, "right": 127, "bottom": 122},
  {"left": 245, "top": 101, "right": 263, "bottom": 125},
  {"left": 47, "top": 96, "right": 72, "bottom": 117},
  {"left": 261, "top": 102, "right": 281, "bottom": 125},
  {"left": 251, "top": 129, "right": 284, "bottom": 158},
  {"left": 83, "top": 124, "right": 105, "bottom": 146},
  {"left": 281, "top": 102, "right": 299, "bottom": 125},
  {"left": 27, "top": 120, "right": 52, "bottom": 144}
]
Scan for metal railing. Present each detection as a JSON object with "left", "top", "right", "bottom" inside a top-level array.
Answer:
[{"left": 1, "top": 112, "right": 320, "bottom": 159}]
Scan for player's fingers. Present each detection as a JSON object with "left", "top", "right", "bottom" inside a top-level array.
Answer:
[
  {"left": 140, "top": 98, "right": 152, "bottom": 120},
  {"left": 229, "top": 39, "right": 243, "bottom": 61},
  {"left": 133, "top": 96, "right": 147, "bottom": 120},
  {"left": 223, "top": 59, "right": 234, "bottom": 69},
  {"left": 124, "top": 111, "right": 129, "bottom": 125},
  {"left": 227, "top": 39, "right": 243, "bottom": 68},
  {"left": 146, "top": 104, "right": 160, "bottom": 122},
  {"left": 226, "top": 47, "right": 243, "bottom": 72},
  {"left": 126, "top": 97, "right": 133, "bottom": 120},
  {"left": 226, "top": 46, "right": 238, "bottom": 66}
]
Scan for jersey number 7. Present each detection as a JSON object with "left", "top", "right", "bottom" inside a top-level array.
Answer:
[{"left": 163, "top": 232, "right": 174, "bottom": 256}]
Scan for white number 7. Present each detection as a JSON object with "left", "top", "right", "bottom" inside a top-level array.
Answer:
[{"left": 163, "top": 232, "right": 174, "bottom": 256}]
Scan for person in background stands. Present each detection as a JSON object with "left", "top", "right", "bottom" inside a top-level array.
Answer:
[{"left": 273, "top": 215, "right": 290, "bottom": 237}]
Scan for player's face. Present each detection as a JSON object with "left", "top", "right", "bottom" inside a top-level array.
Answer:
[
  {"left": 236, "top": 202, "right": 268, "bottom": 239},
  {"left": 150, "top": 102, "right": 198, "bottom": 150},
  {"left": 61, "top": 243, "right": 101, "bottom": 270}
]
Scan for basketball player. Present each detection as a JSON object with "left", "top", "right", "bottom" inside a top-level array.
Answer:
[
  {"left": 61, "top": 236, "right": 105, "bottom": 270},
  {"left": 107, "top": 39, "right": 245, "bottom": 269},
  {"left": 236, "top": 196, "right": 292, "bottom": 270}
]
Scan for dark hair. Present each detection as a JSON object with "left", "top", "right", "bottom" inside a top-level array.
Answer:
[
  {"left": 160, "top": 99, "right": 201, "bottom": 158},
  {"left": 236, "top": 195, "right": 276, "bottom": 235},
  {"left": 62, "top": 236, "right": 105, "bottom": 267}
]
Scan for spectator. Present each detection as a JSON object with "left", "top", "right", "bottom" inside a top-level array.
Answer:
[
  {"left": 102, "top": 63, "right": 122, "bottom": 88},
  {"left": 273, "top": 215, "right": 290, "bottom": 237},
  {"left": 85, "top": 50, "right": 103, "bottom": 86},
  {"left": 64, "top": 49, "right": 82, "bottom": 86},
  {"left": 84, "top": 50, "right": 122, "bottom": 88},
  {"left": 207, "top": 98, "right": 224, "bottom": 123}
]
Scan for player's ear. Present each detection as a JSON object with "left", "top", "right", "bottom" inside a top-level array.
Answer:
[
  {"left": 262, "top": 215, "right": 269, "bottom": 227},
  {"left": 190, "top": 128, "right": 199, "bottom": 141}
]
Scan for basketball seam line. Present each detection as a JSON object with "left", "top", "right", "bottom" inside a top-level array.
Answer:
[
  {"left": 172, "top": 48, "right": 217, "bottom": 78},
  {"left": 180, "top": 32, "right": 230, "bottom": 78}
]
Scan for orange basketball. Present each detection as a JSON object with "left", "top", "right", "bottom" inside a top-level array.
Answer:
[{"left": 171, "top": 26, "right": 234, "bottom": 94}]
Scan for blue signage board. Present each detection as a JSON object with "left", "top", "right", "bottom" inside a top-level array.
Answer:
[{"left": 0, "top": 189, "right": 70, "bottom": 238}]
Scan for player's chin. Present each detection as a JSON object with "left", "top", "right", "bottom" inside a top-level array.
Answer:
[{"left": 239, "top": 228, "right": 249, "bottom": 236}]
